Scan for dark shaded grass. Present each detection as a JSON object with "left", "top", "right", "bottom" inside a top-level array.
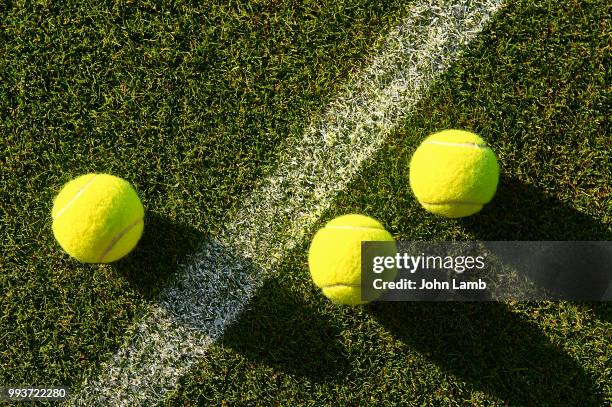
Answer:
[
  {"left": 371, "top": 302, "right": 603, "bottom": 406},
  {"left": 112, "top": 213, "right": 206, "bottom": 299},
  {"left": 169, "top": 1, "right": 610, "bottom": 405},
  {"left": 220, "top": 278, "right": 350, "bottom": 383}
]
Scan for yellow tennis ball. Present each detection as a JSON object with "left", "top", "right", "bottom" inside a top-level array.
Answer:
[
  {"left": 409, "top": 129, "right": 499, "bottom": 218},
  {"left": 308, "top": 214, "right": 395, "bottom": 305},
  {"left": 51, "top": 173, "right": 144, "bottom": 263}
]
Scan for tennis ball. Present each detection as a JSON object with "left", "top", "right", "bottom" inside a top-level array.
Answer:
[
  {"left": 51, "top": 173, "right": 144, "bottom": 263},
  {"left": 308, "top": 214, "right": 396, "bottom": 305},
  {"left": 409, "top": 129, "right": 499, "bottom": 218}
]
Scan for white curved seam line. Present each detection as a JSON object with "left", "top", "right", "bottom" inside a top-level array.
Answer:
[
  {"left": 323, "top": 283, "right": 361, "bottom": 289},
  {"left": 98, "top": 218, "right": 143, "bottom": 262},
  {"left": 52, "top": 174, "right": 98, "bottom": 221},
  {"left": 421, "top": 200, "right": 484, "bottom": 206},
  {"left": 425, "top": 140, "right": 489, "bottom": 149},
  {"left": 325, "top": 225, "right": 386, "bottom": 232}
]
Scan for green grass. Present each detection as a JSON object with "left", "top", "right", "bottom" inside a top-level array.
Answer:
[
  {"left": 165, "top": 1, "right": 611, "bottom": 406},
  {"left": 1, "top": 0, "right": 405, "bottom": 387},
  {"left": 1, "top": 0, "right": 610, "bottom": 405}
]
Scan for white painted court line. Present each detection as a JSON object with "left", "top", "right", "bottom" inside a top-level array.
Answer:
[{"left": 70, "top": 1, "right": 503, "bottom": 405}]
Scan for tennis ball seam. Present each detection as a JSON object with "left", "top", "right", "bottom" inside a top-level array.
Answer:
[
  {"left": 322, "top": 283, "right": 361, "bottom": 288},
  {"left": 325, "top": 225, "right": 384, "bottom": 232},
  {"left": 318, "top": 225, "right": 384, "bottom": 292},
  {"left": 52, "top": 174, "right": 99, "bottom": 220},
  {"left": 98, "top": 217, "right": 144, "bottom": 262},
  {"left": 421, "top": 200, "right": 486, "bottom": 205},
  {"left": 410, "top": 130, "right": 499, "bottom": 218},
  {"left": 52, "top": 173, "right": 144, "bottom": 263},
  {"left": 424, "top": 140, "right": 490, "bottom": 149}
]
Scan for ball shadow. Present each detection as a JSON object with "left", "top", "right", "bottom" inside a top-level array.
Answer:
[
  {"left": 220, "top": 277, "right": 349, "bottom": 382},
  {"left": 112, "top": 212, "right": 207, "bottom": 299},
  {"left": 370, "top": 177, "right": 607, "bottom": 405},
  {"left": 462, "top": 176, "right": 612, "bottom": 241},
  {"left": 370, "top": 301, "right": 604, "bottom": 406},
  {"left": 462, "top": 177, "right": 612, "bottom": 309},
  {"left": 462, "top": 176, "right": 612, "bottom": 305}
]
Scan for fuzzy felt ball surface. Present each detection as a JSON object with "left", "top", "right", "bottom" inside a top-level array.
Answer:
[
  {"left": 51, "top": 173, "right": 144, "bottom": 263},
  {"left": 308, "top": 214, "right": 395, "bottom": 305},
  {"left": 409, "top": 129, "right": 499, "bottom": 218}
]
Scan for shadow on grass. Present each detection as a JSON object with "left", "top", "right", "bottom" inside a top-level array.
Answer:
[
  {"left": 113, "top": 212, "right": 206, "bottom": 299},
  {"left": 370, "top": 178, "right": 607, "bottom": 405},
  {"left": 464, "top": 176, "right": 612, "bottom": 302},
  {"left": 369, "top": 301, "right": 604, "bottom": 406},
  {"left": 462, "top": 176, "right": 611, "bottom": 241},
  {"left": 220, "top": 278, "right": 349, "bottom": 382},
  {"left": 114, "top": 215, "right": 348, "bottom": 381}
]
